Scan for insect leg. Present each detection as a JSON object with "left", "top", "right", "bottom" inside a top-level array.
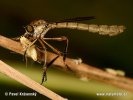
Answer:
[
  {"left": 41, "top": 64, "right": 47, "bottom": 85},
  {"left": 38, "top": 39, "right": 48, "bottom": 84},
  {"left": 38, "top": 39, "right": 60, "bottom": 84},
  {"left": 23, "top": 39, "right": 37, "bottom": 66},
  {"left": 43, "top": 36, "right": 69, "bottom": 69},
  {"left": 38, "top": 39, "right": 47, "bottom": 66},
  {"left": 41, "top": 39, "right": 62, "bottom": 55},
  {"left": 41, "top": 55, "right": 60, "bottom": 84},
  {"left": 12, "top": 36, "right": 22, "bottom": 41}
]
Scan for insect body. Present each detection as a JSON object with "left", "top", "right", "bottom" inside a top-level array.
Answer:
[{"left": 22, "top": 17, "right": 126, "bottom": 84}]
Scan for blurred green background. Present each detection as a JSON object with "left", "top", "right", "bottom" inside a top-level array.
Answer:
[{"left": 0, "top": 0, "right": 133, "bottom": 100}]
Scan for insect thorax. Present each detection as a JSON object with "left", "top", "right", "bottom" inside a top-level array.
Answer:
[
  {"left": 24, "top": 20, "right": 49, "bottom": 39},
  {"left": 30, "top": 19, "right": 47, "bottom": 26}
]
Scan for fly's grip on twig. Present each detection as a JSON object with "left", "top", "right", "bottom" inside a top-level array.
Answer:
[{"left": 51, "top": 23, "right": 125, "bottom": 36}]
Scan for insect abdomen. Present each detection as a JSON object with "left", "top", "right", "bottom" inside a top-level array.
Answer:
[{"left": 51, "top": 22, "right": 125, "bottom": 36}]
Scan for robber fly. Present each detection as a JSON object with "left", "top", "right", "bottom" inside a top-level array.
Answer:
[{"left": 21, "top": 16, "right": 125, "bottom": 84}]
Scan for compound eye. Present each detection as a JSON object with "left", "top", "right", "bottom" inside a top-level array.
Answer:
[{"left": 25, "top": 25, "right": 34, "bottom": 33}]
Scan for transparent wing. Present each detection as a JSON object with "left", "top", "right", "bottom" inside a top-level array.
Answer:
[{"left": 50, "top": 16, "right": 95, "bottom": 23}]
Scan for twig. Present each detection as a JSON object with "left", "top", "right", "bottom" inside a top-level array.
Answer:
[
  {"left": 0, "top": 60, "right": 67, "bottom": 100},
  {"left": 0, "top": 35, "right": 133, "bottom": 93}
]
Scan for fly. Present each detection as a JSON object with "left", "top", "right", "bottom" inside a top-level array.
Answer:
[{"left": 21, "top": 16, "right": 125, "bottom": 84}]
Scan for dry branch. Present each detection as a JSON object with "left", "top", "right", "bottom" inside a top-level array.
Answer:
[
  {"left": 0, "top": 60, "right": 67, "bottom": 100},
  {"left": 0, "top": 35, "right": 133, "bottom": 93}
]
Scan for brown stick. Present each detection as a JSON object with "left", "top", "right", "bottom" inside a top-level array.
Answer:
[
  {"left": 0, "top": 60, "right": 67, "bottom": 100},
  {"left": 0, "top": 35, "right": 133, "bottom": 93}
]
